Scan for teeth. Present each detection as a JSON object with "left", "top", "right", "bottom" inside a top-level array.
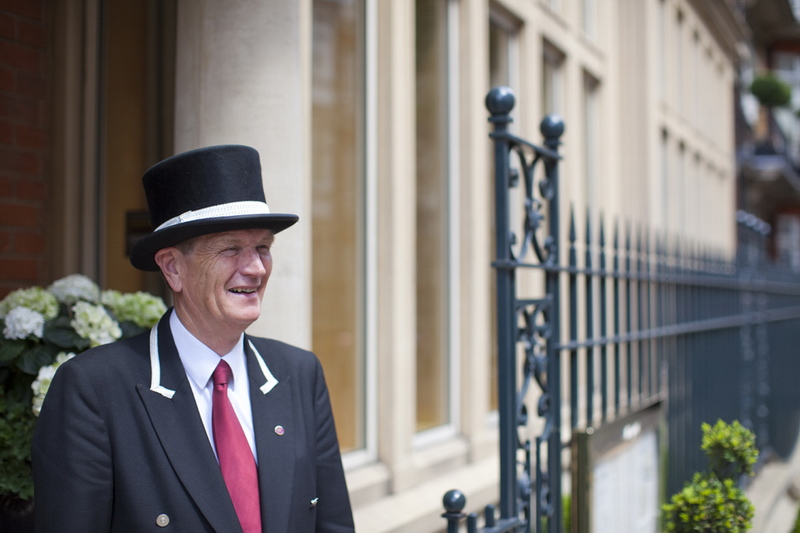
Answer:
[{"left": 231, "top": 288, "right": 256, "bottom": 294}]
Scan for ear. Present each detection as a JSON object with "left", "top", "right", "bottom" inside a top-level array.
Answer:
[{"left": 154, "top": 247, "right": 184, "bottom": 294}]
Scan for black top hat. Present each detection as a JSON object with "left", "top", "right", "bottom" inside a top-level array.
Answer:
[{"left": 129, "top": 145, "right": 299, "bottom": 271}]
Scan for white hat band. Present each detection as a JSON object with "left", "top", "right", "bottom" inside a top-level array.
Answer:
[{"left": 154, "top": 200, "right": 272, "bottom": 232}]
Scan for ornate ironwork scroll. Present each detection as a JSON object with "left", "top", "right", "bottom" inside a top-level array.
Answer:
[{"left": 443, "top": 87, "right": 564, "bottom": 532}]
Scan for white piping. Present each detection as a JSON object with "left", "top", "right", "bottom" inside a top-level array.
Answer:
[
  {"left": 149, "top": 325, "right": 176, "bottom": 399},
  {"left": 249, "top": 340, "right": 279, "bottom": 395},
  {"left": 148, "top": 323, "right": 278, "bottom": 398}
]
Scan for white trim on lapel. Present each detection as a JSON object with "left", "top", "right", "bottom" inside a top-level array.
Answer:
[
  {"left": 248, "top": 339, "right": 279, "bottom": 394},
  {"left": 148, "top": 321, "right": 277, "bottom": 398},
  {"left": 149, "top": 325, "right": 176, "bottom": 399}
]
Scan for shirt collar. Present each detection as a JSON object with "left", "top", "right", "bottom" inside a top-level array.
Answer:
[{"left": 169, "top": 310, "right": 248, "bottom": 391}]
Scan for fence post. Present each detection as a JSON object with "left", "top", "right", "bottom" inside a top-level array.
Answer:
[
  {"left": 441, "top": 87, "right": 565, "bottom": 532},
  {"left": 540, "top": 113, "right": 564, "bottom": 533},
  {"left": 486, "top": 85, "right": 520, "bottom": 523}
]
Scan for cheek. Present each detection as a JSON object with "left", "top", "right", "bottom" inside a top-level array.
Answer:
[{"left": 255, "top": 252, "right": 273, "bottom": 279}]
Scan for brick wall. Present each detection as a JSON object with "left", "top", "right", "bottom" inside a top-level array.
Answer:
[{"left": 0, "top": 0, "right": 48, "bottom": 298}]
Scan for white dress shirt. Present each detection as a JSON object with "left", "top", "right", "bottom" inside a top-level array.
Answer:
[{"left": 170, "top": 310, "right": 258, "bottom": 462}]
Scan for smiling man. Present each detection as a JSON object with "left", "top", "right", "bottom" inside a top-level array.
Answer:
[{"left": 32, "top": 145, "right": 354, "bottom": 533}]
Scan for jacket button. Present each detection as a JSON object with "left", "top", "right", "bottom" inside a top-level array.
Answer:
[{"left": 156, "top": 514, "right": 170, "bottom": 527}]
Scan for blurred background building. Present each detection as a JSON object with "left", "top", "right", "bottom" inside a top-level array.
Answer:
[
  {"left": 739, "top": 0, "right": 800, "bottom": 269},
  {"left": 2, "top": 0, "right": 800, "bottom": 531}
]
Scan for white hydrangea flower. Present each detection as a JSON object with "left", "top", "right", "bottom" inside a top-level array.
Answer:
[
  {"left": 49, "top": 274, "right": 100, "bottom": 305},
  {"left": 3, "top": 306, "right": 45, "bottom": 340},
  {"left": 101, "top": 290, "right": 167, "bottom": 328},
  {"left": 100, "top": 289, "right": 124, "bottom": 310},
  {"left": 71, "top": 301, "right": 122, "bottom": 347},
  {"left": 0, "top": 286, "right": 58, "bottom": 319},
  {"left": 31, "top": 351, "right": 75, "bottom": 416}
]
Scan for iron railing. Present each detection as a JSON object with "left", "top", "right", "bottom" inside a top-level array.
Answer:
[{"left": 443, "top": 86, "right": 800, "bottom": 532}]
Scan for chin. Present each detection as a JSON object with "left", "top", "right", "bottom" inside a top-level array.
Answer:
[{"left": 234, "top": 309, "right": 262, "bottom": 325}]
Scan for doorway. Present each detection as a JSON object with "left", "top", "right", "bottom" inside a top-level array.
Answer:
[
  {"left": 49, "top": 0, "right": 175, "bottom": 295},
  {"left": 102, "top": 0, "right": 175, "bottom": 294}
]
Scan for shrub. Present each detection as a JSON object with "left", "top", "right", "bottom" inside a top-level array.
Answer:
[
  {"left": 663, "top": 420, "right": 758, "bottom": 533},
  {"left": 793, "top": 504, "right": 800, "bottom": 533},
  {"left": 702, "top": 419, "right": 758, "bottom": 480},
  {"left": 0, "top": 275, "right": 166, "bottom": 506},
  {"left": 539, "top": 494, "right": 571, "bottom": 532},
  {"left": 663, "top": 473, "right": 753, "bottom": 532},
  {"left": 750, "top": 72, "right": 792, "bottom": 109}
]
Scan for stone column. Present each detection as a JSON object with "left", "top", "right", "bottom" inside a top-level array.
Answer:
[{"left": 173, "top": 0, "right": 311, "bottom": 346}]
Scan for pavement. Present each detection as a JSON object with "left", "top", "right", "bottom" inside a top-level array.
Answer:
[{"left": 747, "top": 436, "right": 800, "bottom": 533}]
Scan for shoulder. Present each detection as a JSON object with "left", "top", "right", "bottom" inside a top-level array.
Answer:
[
  {"left": 246, "top": 336, "right": 314, "bottom": 358},
  {"left": 58, "top": 331, "right": 151, "bottom": 380},
  {"left": 37, "top": 332, "right": 152, "bottom": 419},
  {"left": 246, "top": 336, "right": 322, "bottom": 376}
]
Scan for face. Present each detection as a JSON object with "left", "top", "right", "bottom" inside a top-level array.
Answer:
[{"left": 163, "top": 228, "right": 275, "bottom": 342}]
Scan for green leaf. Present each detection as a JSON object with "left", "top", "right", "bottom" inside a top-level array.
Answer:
[
  {"left": 702, "top": 420, "right": 758, "bottom": 478},
  {"left": 0, "top": 396, "right": 35, "bottom": 501},
  {"left": 118, "top": 320, "right": 147, "bottom": 339},
  {"left": 43, "top": 320, "right": 87, "bottom": 351},
  {"left": 750, "top": 72, "right": 792, "bottom": 108},
  {"left": 0, "top": 340, "right": 25, "bottom": 362},
  {"left": 16, "top": 347, "right": 54, "bottom": 375}
]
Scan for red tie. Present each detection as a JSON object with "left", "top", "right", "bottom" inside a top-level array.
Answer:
[{"left": 212, "top": 360, "right": 262, "bottom": 533}]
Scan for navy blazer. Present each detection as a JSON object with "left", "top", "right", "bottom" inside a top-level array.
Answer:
[{"left": 32, "top": 314, "right": 354, "bottom": 532}]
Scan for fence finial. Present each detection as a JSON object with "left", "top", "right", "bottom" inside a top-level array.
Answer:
[
  {"left": 486, "top": 86, "right": 516, "bottom": 121},
  {"left": 541, "top": 114, "right": 565, "bottom": 148},
  {"left": 441, "top": 489, "right": 467, "bottom": 533}
]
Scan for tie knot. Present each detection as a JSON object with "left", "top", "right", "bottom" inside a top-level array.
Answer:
[{"left": 213, "top": 360, "right": 233, "bottom": 387}]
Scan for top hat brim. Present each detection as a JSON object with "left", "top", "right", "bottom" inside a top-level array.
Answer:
[{"left": 130, "top": 213, "right": 299, "bottom": 271}]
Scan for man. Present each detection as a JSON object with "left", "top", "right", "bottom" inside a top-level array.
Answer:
[{"left": 32, "top": 145, "right": 355, "bottom": 532}]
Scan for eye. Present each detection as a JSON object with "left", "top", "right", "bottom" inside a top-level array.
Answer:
[{"left": 220, "top": 246, "right": 240, "bottom": 257}]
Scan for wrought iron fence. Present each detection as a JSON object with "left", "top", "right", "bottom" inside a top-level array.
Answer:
[{"left": 443, "top": 86, "right": 800, "bottom": 532}]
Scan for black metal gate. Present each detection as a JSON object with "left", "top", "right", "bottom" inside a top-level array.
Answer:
[
  {"left": 442, "top": 87, "right": 800, "bottom": 532},
  {"left": 442, "top": 86, "right": 565, "bottom": 533}
]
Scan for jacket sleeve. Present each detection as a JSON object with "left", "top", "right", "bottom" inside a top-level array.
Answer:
[
  {"left": 32, "top": 359, "right": 113, "bottom": 533},
  {"left": 311, "top": 357, "right": 356, "bottom": 533}
]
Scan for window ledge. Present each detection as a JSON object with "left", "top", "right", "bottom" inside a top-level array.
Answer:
[
  {"left": 353, "top": 453, "right": 500, "bottom": 533},
  {"left": 345, "top": 461, "right": 391, "bottom": 508}
]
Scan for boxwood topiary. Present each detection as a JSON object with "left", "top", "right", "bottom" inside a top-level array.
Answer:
[
  {"left": 750, "top": 72, "right": 792, "bottom": 109},
  {"left": 663, "top": 420, "right": 758, "bottom": 533}
]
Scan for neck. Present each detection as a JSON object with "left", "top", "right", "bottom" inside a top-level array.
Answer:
[{"left": 172, "top": 307, "right": 245, "bottom": 356}]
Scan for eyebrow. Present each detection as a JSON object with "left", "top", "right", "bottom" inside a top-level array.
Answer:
[{"left": 209, "top": 232, "right": 275, "bottom": 248}]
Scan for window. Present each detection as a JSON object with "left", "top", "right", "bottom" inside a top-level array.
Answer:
[
  {"left": 583, "top": 72, "right": 600, "bottom": 223},
  {"left": 776, "top": 214, "right": 800, "bottom": 270},
  {"left": 677, "top": 142, "right": 686, "bottom": 237},
  {"left": 488, "top": 11, "right": 520, "bottom": 412},
  {"left": 657, "top": 0, "right": 666, "bottom": 102},
  {"left": 674, "top": 10, "right": 683, "bottom": 112},
  {"left": 583, "top": 0, "right": 597, "bottom": 41},
  {"left": 490, "top": 15, "right": 518, "bottom": 90},
  {"left": 543, "top": 41, "right": 565, "bottom": 115},
  {"left": 692, "top": 32, "right": 700, "bottom": 125},
  {"left": 415, "top": 0, "right": 456, "bottom": 434},
  {"left": 311, "top": 0, "right": 369, "bottom": 454},
  {"left": 657, "top": 130, "right": 669, "bottom": 231}
]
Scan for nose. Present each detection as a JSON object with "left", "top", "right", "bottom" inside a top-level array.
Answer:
[{"left": 240, "top": 247, "right": 269, "bottom": 277}]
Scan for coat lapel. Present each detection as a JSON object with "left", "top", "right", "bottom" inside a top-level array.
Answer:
[
  {"left": 247, "top": 339, "right": 296, "bottom": 533},
  {"left": 136, "top": 315, "right": 242, "bottom": 533}
]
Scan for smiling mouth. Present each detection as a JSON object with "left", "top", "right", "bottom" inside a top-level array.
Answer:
[{"left": 230, "top": 288, "right": 258, "bottom": 294}]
